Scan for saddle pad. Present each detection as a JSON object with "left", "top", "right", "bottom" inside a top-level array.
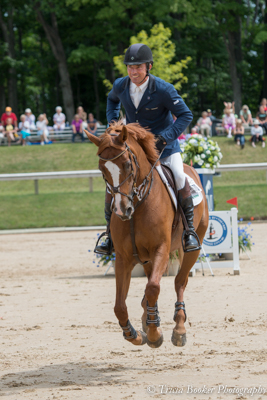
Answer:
[{"left": 156, "top": 166, "right": 203, "bottom": 208}]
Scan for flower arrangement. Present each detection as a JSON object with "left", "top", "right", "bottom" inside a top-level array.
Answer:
[
  {"left": 238, "top": 219, "right": 254, "bottom": 253},
  {"left": 180, "top": 134, "right": 223, "bottom": 169}
]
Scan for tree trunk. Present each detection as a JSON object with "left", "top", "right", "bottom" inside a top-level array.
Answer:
[
  {"left": 0, "top": 6, "right": 18, "bottom": 114},
  {"left": 34, "top": 5, "right": 74, "bottom": 124},
  {"left": 263, "top": 0, "right": 267, "bottom": 98},
  {"left": 225, "top": 28, "right": 243, "bottom": 114},
  {"left": 0, "top": 83, "right": 6, "bottom": 112},
  {"left": 93, "top": 62, "right": 100, "bottom": 121}
]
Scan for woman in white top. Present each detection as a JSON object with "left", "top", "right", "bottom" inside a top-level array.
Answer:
[
  {"left": 53, "top": 106, "right": 66, "bottom": 131},
  {"left": 36, "top": 114, "right": 49, "bottom": 145},
  {"left": 25, "top": 108, "right": 36, "bottom": 130}
]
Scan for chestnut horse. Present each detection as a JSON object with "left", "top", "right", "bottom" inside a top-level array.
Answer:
[{"left": 85, "top": 122, "right": 209, "bottom": 348}]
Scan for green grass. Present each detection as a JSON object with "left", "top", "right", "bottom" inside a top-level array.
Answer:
[{"left": 0, "top": 138, "right": 266, "bottom": 229}]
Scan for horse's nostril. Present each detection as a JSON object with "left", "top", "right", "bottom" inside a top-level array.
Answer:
[{"left": 126, "top": 207, "right": 133, "bottom": 218}]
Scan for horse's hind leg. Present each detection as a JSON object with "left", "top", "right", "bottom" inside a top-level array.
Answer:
[
  {"left": 172, "top": 223, "right": 207, "bottom": 347},
  {"left": 114, "top": 254, "right": 147, "bottom": 346}
]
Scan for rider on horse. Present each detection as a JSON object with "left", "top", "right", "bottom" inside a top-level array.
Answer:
[{"left": 95, "top": 43, "right": 200, "bottom": 255}]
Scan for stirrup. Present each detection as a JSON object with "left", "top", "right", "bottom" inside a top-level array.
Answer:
[
  {"left": 181, "top": 230, "right": 202, "bottom": 253},
  {"left": 94, "top": 232, "right": 112, "bottom": 255}
]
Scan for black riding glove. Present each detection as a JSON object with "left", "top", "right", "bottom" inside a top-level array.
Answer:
[{"left": 155, "top": 135, "right": 167, "bottom": 153}]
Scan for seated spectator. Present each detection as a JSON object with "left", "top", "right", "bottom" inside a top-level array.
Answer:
[
  {"left": 197, "top": 111, "right": 212, "bottom": 137},
  {"left": 1, "top": 106, "right": 18, "bottom": 130},
  {"left": 234, "top": 119, "right": 245, "bottom": 149},
  {"left": 256, "top": 105, "right": 267, "bottom": 134},
  {"left": 81, "top": 113, "right": 88, "bottom": 134},
  {"left": 87, "top": 113, "right": 97, "bottom": 136},
  {"left": 71, "top": 114, "right": 84, "bottom": 143},
  {"left": 190, "top": 127, "right": 198, "bottom": 135},
  {"left": 25, "top": 108, "right": 36, "bottom": 130},
  {"left": 224, "top": 101, "right": 235, "bottom": 115},
  {"left": 207, "top": 109, "right": 221, "bottom": 136},
  {"left": 4, "top": 117, "right": 16, "bottom": 146},
  {"left": 77, "top": 106, "right": 87, "bottom": 121},
  {"left": 240, "top": 105, "right": 253, "bottom": 126},
  {"left": 259, "top": 98, "right": 267, "bottom": 111},
  {"left": 251, "top": 119, "right": 265, "bottom": 148},
  {"left": 53, "top": 106, "right": 66, "bottom": 131},
  {"left": 0, "top": 123, "right": 4, "bottom": 144},
  {"left": 18, "top": 114, "right": 31, "bottom": 146},
  {"left": 222, "top": 108, "right": 236, "bottom": 138},
  {"left": 36, "top": 114, "right": 49, "bottom": 145}
]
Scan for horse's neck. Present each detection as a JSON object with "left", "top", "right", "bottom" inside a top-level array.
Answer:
[{"left": 135, "top": 145, "right": 155, "bottom": 185}]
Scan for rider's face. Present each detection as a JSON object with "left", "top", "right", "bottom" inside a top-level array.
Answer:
[{"left": 127, "top": 63, "right": 149, "bottom": 86}]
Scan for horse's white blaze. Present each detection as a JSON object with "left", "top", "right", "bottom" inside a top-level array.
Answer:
[{"left": 105, "top": 161, "right": 123, "bottom": 214}]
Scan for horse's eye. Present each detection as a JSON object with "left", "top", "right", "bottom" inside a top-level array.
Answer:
[{"left": 124, "top": 161, "right": 131, "bottom": 171}]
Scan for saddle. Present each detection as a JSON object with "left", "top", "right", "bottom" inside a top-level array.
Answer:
[{"left": 160, "top": 164, "right": 181, "bottom": 230}]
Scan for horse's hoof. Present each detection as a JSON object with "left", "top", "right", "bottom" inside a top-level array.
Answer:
[
  {"left": 147, "top": 333, "right": 164, "bottom": 348},
  {"left": 139, "top": 330, "right": 147, "bottom": 345},
  {"left": 171, "top": 331, "right": 187, "bottom": 347}
]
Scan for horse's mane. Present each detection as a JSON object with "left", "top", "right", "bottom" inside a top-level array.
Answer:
[{"left": 98, "top": 121, "right": 159, "bottom": 165}]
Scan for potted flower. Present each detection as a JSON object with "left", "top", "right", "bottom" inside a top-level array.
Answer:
[
  {"left": 180, "top": 134, "right": 223, "bottom": 170},
  {"left": 238, "top": 219, "right": 254, "bottom": 253}
]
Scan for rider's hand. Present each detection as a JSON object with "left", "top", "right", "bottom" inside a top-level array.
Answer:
[{"left": 155, "top": 135, "right": 167, "bottom": 153}]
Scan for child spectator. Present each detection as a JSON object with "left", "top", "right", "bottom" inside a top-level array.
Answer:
[
  {"left": 234, "top": 119, "right": 245, "bottom": 149},
  {"left": 53, "top": 106, "right": 66, "bottom": 131},
  {"left": 25, "top": 108, "right": 36, "bottom": 130},
  {"left": 36, "top": 114, "right": 49, "bottom": 145},
  {"left": 197, "top": 111, "right": 212, "bottom": 137},
  {"left": 18, "top": 114, "right": 31, "bottom": 146},
  {"left": 240, "top": 105, "right": 253, "bottom": 126},
  {"left": 4, "top": 117, "right": 16, "bottom": 146},
  {"left": 1, "top": 106, "right": 18, "bottom": 130},
  {"left": 251, "top": 119, "right": 265, "bottom": 148},
  {"left": 256, "top": 105, "right": 267, "bottom": 134},
  {"left": 224, "top": 101, "right": 235, "bottom": 115},
  {"left": 222, "top": 108, "right": 236, "bottom": 138},
  {"left": 87, "top": 113, "right": 98, "bottom": 136},
  {"left": 77, "top": 106, "right": 87, "bottom": 121},
  {"left": 71, "top": 114, "right": 84, "bottom": 142}
]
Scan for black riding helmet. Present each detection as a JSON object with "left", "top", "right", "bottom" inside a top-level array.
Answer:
[{"left": 124, "top": 43, "right": 153, "bottom": 65}]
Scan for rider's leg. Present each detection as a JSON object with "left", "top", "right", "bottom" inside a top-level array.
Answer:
[
  {"left": 160, "top": 152, "right": 200, "bottom": 252},
  {"left": 94, "top": 191, "right": 113, "bottom": 255}
]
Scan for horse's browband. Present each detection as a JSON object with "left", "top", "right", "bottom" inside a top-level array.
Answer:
[{"left": 98, "top": 147, "right": 127, "bottom": 162}]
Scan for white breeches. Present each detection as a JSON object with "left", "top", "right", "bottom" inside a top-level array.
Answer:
[{"left": 160, "top": 152, "right": 186, "bottom": 191}]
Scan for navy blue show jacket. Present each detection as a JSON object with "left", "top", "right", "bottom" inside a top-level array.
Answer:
[{"left": 106, "top": 74, "right": 193, "bottom": 158}]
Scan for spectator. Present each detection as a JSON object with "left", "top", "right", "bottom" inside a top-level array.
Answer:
[
  {"left": 224, "top": 101, "right": 235, "bottom": 115},
  {"left": 197, "top": 111, "right": 212, "bottom": 137},
  {"left": 190, "top": 127, "right": 198, "bottom": 135},
  {"left": 234, "top": 119, "right": 245, "bottom": 149},
  {"left": 256, "top": 105, "right": 267, "bottom": 134},
  {"left": 18, "top": 114, "right": 31, "bottom": 146},
  {"left": 25, "top": 108, "right": 36, "bottom": 130},
  {"left": 251, "top": 119, "right": 265, "bottom": 148},
  {"left": 87, "top": 113, "right": 97, "bottom": 135},
  {"left": 77, "top": 106, "right": 87, "bottom": 121},
  {"left": 207, "top": 109, "right": 221, "bottom": 136},
  {"left": 53, "top": 106, "right": 66, "bottom": 131},
  {"left": 1, "top": 106, "right": 18, "bottom": 130},
  {"left": 240, "top": 105, "right": 253, "bottom": 126},
  {"left": 0, "top": 123, "right": 4, "bottom": 144},
  {"left": 3, "top": 117, "right": 16, "bottom": 146},
  {"left": 259, "top": 98, "right": 267, "bottom": 111},
  {"left": 71, "top": 114, "right": 84, "bottom": 142},
  {"left": 36, "top": 114, "right": 49, "bottom": 145},
  {"left": 222, "top": 107, "right": 236, "bottom": 138}
]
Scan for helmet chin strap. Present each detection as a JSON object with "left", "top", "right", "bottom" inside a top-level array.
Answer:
[{"left": 136, "top": 63, "right": 151, "bottom": 86}]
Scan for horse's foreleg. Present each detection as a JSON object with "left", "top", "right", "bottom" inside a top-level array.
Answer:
[
  {"left": 114, "top": 255, "right": 147, "bottom": 346},
  {"left": 172, "top": 223, "right": 206, "bottom": 346},
  {"left": 144, "top": 246, "right": 169, "bottom": 348}
]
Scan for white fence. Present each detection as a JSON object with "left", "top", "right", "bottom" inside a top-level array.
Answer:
[{"left": 0, "top": 163, "right": 266, "bottom": 195}]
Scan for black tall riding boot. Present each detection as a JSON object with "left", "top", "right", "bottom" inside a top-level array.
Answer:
[
  {"left": 94, "top": 201, "right": 113, "bottom": 255},
  {"left": 179, "top": 179, "right": 201, "bottom": 252}
]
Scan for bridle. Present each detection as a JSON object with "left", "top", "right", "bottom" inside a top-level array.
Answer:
[{"left": 98, "top": 136, "right": 160, "bottom": 210}]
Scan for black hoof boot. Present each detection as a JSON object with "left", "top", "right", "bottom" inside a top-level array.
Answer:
[{"left": 94, "top": 233, "right": 113, "bottom": 255}]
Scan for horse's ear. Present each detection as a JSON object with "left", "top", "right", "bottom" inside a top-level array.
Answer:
[
  {"left": 118, "top": 126, "right": 128, "bottom": 144},
  {"left": 83, "top": 129, "right": 101, "bottom": 147}
]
